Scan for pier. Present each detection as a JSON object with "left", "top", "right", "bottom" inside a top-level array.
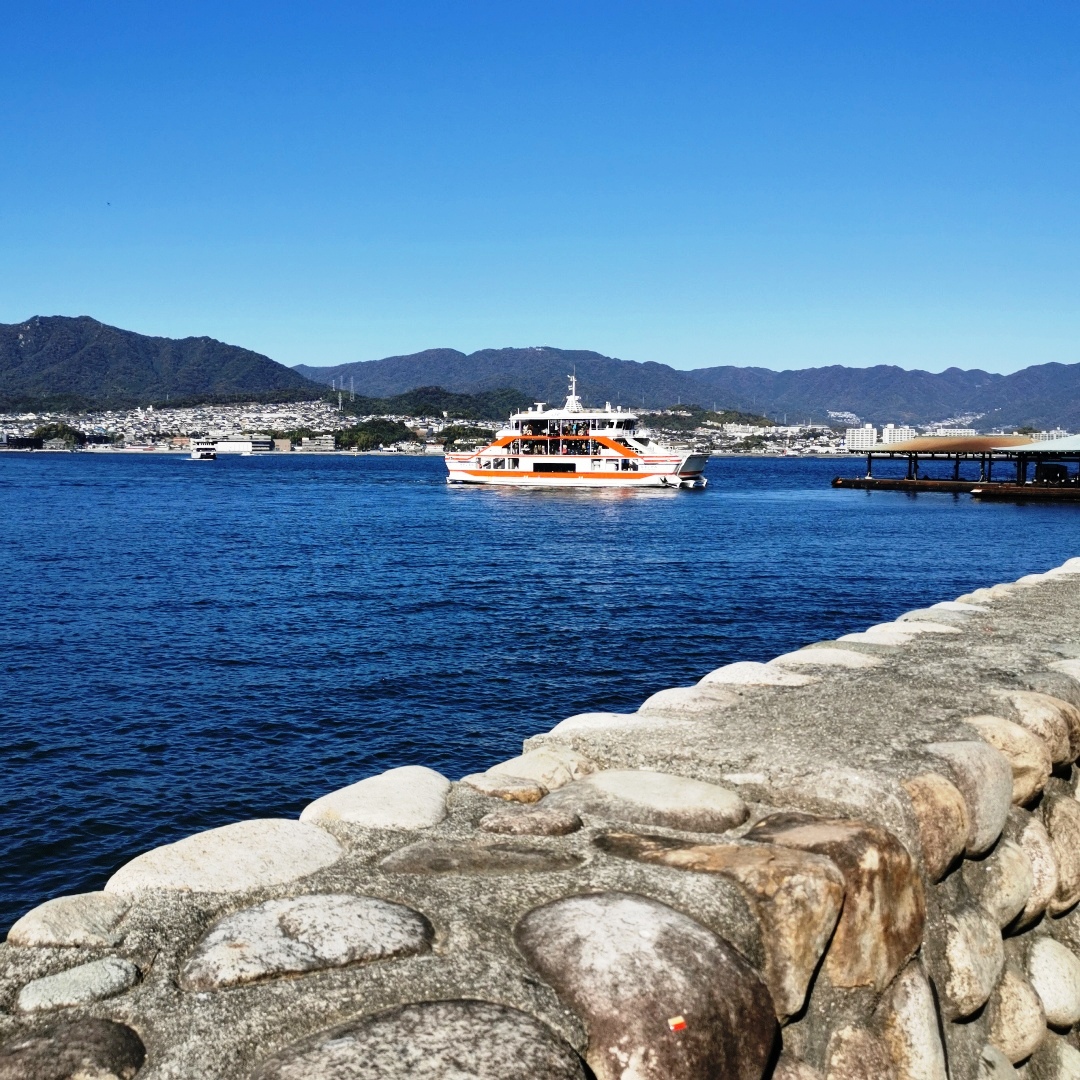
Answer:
[
  {"left": 5, "top": 562, "right": 1080, "bottom": 1077},
  {"left": 833, "top": 434, "right": 1080, "bottom": 501}
]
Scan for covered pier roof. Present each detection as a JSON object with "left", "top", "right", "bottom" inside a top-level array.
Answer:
[
  {"left": 992, "top": 434, "right": 1080, "bottom": 453},
  {"left": 866, "top": 435, "right": 1033, "bottom": 453}
]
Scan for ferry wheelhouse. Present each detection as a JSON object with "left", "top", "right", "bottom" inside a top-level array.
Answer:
[
  {"left": 190, "top": 438, "right": 217, "bottom": 460},
  {"left": 445, "top": 377, "right": 709, "bottom": 488}
]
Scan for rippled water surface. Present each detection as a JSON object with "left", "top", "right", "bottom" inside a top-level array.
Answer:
[{"left": 2, "top": 451, "right": 1078, "bottom": 931}]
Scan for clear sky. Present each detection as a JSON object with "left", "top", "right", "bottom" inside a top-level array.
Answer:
[{"left": 2, "top": 1, "right": 1077, "bottom": 373}]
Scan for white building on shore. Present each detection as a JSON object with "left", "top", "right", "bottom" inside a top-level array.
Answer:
[
  {"left": 844, "top": 424, "right": 878, "bottom": 451},
  {"left": 881, "top": 424, "right": 918, "bottom": 444}
]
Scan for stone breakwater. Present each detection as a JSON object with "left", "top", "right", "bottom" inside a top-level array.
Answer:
[{"left": 5, "top": 565, "right": 1080, "bottom": 1078}]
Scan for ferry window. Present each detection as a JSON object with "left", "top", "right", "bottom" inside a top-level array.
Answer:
[
  {"left": 493, "top": 458, "right": 506, "bottom": 470},
  {"left": 509, "top": 458, "right": 519, "bottom": 469}
]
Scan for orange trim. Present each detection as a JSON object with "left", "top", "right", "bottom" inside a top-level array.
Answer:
[
  {"left": 455, "top": 470, "right": 654, "bottom": 480},
  {"left": 593, "top": 436, "right": 638, "bottom": 458},
  {"left": 473, "top": 435, "right": 639, "bottom": 458}
]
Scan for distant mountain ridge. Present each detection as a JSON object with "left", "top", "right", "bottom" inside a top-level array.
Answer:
[
  {"left": 296, "top": 347, "right": 1080, "bottom": 429},
  {"left": 4, "top": 317, "right": 1077, "bottom": 428},
  {"left": 0, "top": 316, "right": 319, "bottom": 410}
]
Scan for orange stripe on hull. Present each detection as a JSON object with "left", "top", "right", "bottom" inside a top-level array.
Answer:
[{"left": 457, "top": 470, "right": 656, "bottom": 480}]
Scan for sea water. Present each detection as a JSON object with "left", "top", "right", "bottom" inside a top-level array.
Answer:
[{"left": 1, "top": 452, "right": 1077, "bottom": 932}]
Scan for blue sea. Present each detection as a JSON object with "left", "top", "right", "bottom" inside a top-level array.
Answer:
[{"left": 1, "top": 451, "right": 1078, "bottom": 933}]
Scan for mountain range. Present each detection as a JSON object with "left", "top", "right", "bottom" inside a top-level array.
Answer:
[
  {"left": 0, "top": 316, "right": 316, "bottom": 411},
  {"left": 3, "top": 316, "right": 1078, "bottom": 428},
  {"left": 296, "top": 347, "right": 1080, "bottom": 429}
]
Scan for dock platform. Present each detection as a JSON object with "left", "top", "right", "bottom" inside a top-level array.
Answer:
[{"left": 832, "top": 476, "right": 1080, "bottom": 500}]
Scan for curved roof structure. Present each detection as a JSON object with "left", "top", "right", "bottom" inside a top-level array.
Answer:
[
  {"left": 992, "top": 434, "right": 1080, "bottom": 453},
  {"left": 869, "top": 436, "right": 1034, "bottom": 453}
]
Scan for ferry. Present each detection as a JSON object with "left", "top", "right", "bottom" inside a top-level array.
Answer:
[
  {"left": 445, "top": 377, "right": 709, "bottom": 488},
  {"left": 190, "top": 438, "right": 217, "bottom": 460}
]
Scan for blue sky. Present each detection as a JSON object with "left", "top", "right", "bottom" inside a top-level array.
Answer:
[{"left": 2, "top": 1, "right": 1077, "bottom": 373}]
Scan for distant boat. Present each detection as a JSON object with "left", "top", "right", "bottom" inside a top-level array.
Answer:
[
  {"left": 445, "top": 376, "right": 709, "bottom": 489},
  {"left": 190, "top": 439, "right": 217, "bottom": 460}
]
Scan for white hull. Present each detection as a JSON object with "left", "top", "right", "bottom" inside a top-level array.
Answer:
[
  {"left": 446, "top": 451, "right": 709, "bottom": 489},
  {"left": 446, "top": 469, "right": 704, "bottom": 489}
]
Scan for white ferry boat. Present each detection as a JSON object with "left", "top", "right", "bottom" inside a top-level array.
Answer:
[
  {"left": 445, "top": 377, "right": 709, "bottom": 488},
  {"left": 190, "top": 438, "right": 217, "bottom": 460}
]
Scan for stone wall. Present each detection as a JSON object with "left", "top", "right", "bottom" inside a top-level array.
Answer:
[{"left": 5, "top": 560, "right": 1080, "bottom": 1079}]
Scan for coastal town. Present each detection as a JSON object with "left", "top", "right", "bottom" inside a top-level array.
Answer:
[
  {"left": 0, "top": 401, "right": 1067, "bottom": 460},
  {"left": 0, "top": 398, "right": 1073, "bottom": 455}
]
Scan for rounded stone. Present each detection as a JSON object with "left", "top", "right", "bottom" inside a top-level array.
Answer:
[
  {"left": 515, "top": 892, "right": 776, "bottom": 1080},
  {"left": 901, "top": 772, "right": 969, "bottom": 879},
  {"left": 824, "top": 1026, "right": 895, "bottom": 1079},
  {"left": 547, "top": 712, "right": 679, "bottom": 734},
  {"left": 880, "top": 961, "right": 948, "bottom": 1080},
  {"left": 179, "top": 893, "right": 433, "bottom": 991},
  {"left": 0, "top": 1018, "right": 145, "bottom": 1080},
  {"left": 543, "top": 768, "right": 748, "bottom": 833},
  {"left": 964, "top": 716, "right": 1052, "bottom": 806},
  {"left": 957, "top": 588, "right": 999, "bottom": 604},
  {"left": 770, "top": 647, "right": 883, "bottom": 669},
  {"left": 882, "top": 619, "right": 961, "bottom": 635},
  {"left": 478, "top": 805, "right": 582, "bottom": 836},
  {"left": 988, "top": 968, "right": 1047, "bottom": 1064},
  {"left": 931, "top": 600, "right": 989, "bottom": 613},
  {"left": 106, "top": 818, "right": 343, "bottom": 894},
  {"left": 594, "top": 831, "right": 844, "bottom": 1020},
  {"left": 1043, "top": 795, "right": 1080, "bottom": 913},
  {"left": 1002, "top": 692, "right": 1073, "bottom": 765},
  {"left": 941, "top": 905, "right": 1005, "bottom": 1020},
  {"left": 833, "top": 630, "right": 911, "bottom": 643},
  {"left": 637, "top": 684, "right": 738, "bottom": 714},
  {"left": 746, "top": 812, "right": 925, "bottom": 994},
  {"left": 1050, "top": 658, "right": 1080, "bottom": 690},
  {"left": 978, "top": 1044, "right": 1016, "bottom": 1078},
  {"left": 250, "top": 999, "right": 587, "bottom": 1079},
  {"left": 961, "top": 839, "right": 1033, "bottom": 929},
  {"left": 1014, "top": 814, "right": 1059, "bottom": 927},
  {"left": 300, "top": 766, "right": 451, "bottom": 829},
  {"left": 926, "top": 741, "right": 1013, "bottom": 855},
  {"left": 698, "top": 660, "right": 816, "bottom": 686},
  {"left": 1026, "top": 1032, "right": 1080, "bottom": 1079},
  {"left": 1027, "top": 937, "right": 1080, "bottom": 1027},
  {"left": 839, "top": 626, "right": 920, "bottom": 646},
  {"left": 486, "top": 747, "right": 596, "bottom": 790},
  {"left": 460, "top": 772, "right": 547, "bottom": 803},
  {"left": 16, "top": 956, "right": 139, "bottom": 1012},
  {"left": 7, "top": 891, "right": 130, "bottom": 948}
]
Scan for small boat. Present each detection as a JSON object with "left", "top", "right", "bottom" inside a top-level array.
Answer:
[
  {"left": 445, "top": 376, "right": 709, "bottom": 488},
  {"left": 190, "top": 438, "right": 217, "bottom": 460}
]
